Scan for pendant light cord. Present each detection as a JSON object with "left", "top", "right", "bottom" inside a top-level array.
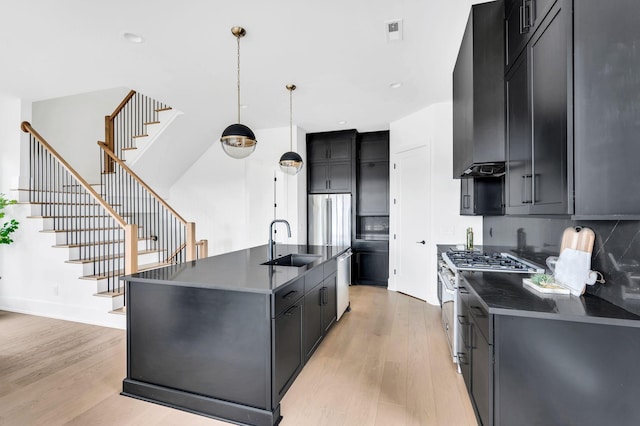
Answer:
[
  {"left": 237, "top": 35, "right": 241, "bottom": 124},
  {"left": 289, "top": 88, "right": 293, "bottom": 151}
]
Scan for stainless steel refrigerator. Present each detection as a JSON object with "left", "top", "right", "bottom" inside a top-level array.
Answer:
[{"left": 308, "top": 194, "right": 351, "bottom": 246}]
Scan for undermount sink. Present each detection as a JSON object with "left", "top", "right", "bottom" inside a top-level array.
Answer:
[{"left": 262, "top": 253, "right": 321, "bottom": 267}]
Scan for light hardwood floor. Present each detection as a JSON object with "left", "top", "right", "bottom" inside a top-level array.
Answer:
[{"left": 0, "top": 286, "right": 477, "bottom": 426}]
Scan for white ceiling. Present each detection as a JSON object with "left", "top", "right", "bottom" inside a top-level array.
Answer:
[
  {"left": 1, "top": 0, "right": 489, "bottom": 189},
  {"left": 1, "top": 0, "right": 482, "bottom": 133}
]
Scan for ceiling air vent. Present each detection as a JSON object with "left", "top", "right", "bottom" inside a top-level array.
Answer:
[{"left": 385, "top": 19, "right": 403, "bottom": 42}]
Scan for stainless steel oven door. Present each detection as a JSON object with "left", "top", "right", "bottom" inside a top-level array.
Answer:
[{"left": 438, "top": 271, "right": 457, "bottom": 363}]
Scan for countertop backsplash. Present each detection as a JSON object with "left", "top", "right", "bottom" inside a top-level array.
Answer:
[{"left": 483, "top": 216, "right": 640, "bottom": 317}]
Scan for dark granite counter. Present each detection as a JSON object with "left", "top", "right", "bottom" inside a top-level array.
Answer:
[
  {"left": 436, "top": 244, "right": 640, "bottom": 327},
  {"left": 461, "top": 271, "right": 640, "bottom": 327},
  {"left": 122, "top": 244, "right": 349, "bottom": 294}
]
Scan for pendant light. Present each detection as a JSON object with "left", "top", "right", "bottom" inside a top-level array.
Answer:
[
  {"left": 279, "top": 84, "right": 304, "bottom": 175},
  {"left": 220, "top": 26, "right": 257, "bottom": 159}
]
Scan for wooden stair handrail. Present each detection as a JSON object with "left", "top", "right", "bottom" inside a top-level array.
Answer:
[
  {"left": 109, "top": 90, "right": 136, "bottom": 119},
  {"left": 97, "top": 141, "right": 188, "bottom": 225},
  {"left": 104, "top": 90, "right": 136, "bottom": 172},
  {"left": 21, "top": 122, "right": 127, "bottom": 229}
]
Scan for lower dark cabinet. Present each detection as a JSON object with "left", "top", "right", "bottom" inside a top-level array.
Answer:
[
  {"left": 353, "top": 241, "right": 388, "bottom": 286},
  {"left": 321, "top": 273, "right": 337, "bottom": 333},
  {"left": 273, "top": 300, "right": 303, "bottom": 407},
  {"left": 304, "top": 284, "right": 323, "bottom": 359},
  {"left": 471, "top": 322, "right": 490, "bottom": 426},
  {"left": 304, "top": 274, "right": 338, "bottom": 361}
]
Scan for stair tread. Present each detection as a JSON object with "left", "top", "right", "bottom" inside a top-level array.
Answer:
[
  {"left": 132, "top": 134, "right": 148, "bottom": 138},
  {"left": 65, "top": 249, "right": 161, "bottom": 264},
  {"left": 41, "top": 226, "right": 126, "bottom": 233},
  {"left": 28, "top": 201, "right": 122, "bottom": 206},
  {"left": 155, "top": 107, "right": 172, "bottom": 112},
  {"left": 110, "top": 307, "right": 126, "bottom": 315},
  {"left": 121, "top": 147, "right": 137, "bottom": 151},
  {"left": 54, "top": 235, "right": 155, "bottom": 248},
  {"left": 81, "top": 261, "right": 171, "bottom": 280},
  {"left": 143, "top": 121, "right": 160, "bottom": 125},
  {"left": 94, "top": 290, "right": 125, "bottom": 298}
]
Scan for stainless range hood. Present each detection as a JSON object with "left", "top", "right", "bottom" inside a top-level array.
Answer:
[{"left": 462, "top": 162, "right": 505, "bottom": 178}]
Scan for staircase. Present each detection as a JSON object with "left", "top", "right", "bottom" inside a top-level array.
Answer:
[{"left": 17, "top": 92, "right": 205, "bottom": 327}]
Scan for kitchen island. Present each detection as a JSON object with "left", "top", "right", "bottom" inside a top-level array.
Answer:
[{"left": 121, "top": 244, "right": 349, "bottom": 426}]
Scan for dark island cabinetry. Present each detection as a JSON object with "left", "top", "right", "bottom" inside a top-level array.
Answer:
[{"left": 121, "top": 245, "right": 345, "bottom": 426}]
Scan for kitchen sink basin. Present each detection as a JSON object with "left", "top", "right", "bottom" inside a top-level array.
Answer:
[{"left": 262, "top": 253, "right": 321, "bottom": 267}]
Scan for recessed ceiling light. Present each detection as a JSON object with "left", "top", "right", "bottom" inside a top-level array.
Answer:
[
  {"left": 389, "top": 82, "right": 402, "bottom": 89},
  {"left": 123, "top": 32, "right": 145, "bottom": 44},
  {"left": 338, "top": 120, "right": 347, "bottom": 125}
]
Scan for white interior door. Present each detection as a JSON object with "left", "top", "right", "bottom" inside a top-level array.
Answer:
[{"left": 394, "top": 146, "right": 430, "bottom": 301}]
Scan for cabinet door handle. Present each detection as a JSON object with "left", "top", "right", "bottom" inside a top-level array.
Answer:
[
  {"left": 284, "top": 304, "right": 300, "bottom": 316},
  {"left": 322, "top": 287, "right": 329, "bottom": 305},
  {"left": 463, "top": 194, "right": 471, "bottom": 209},
  {"left": 457, "top": 315, "right": 470, "bottom": 326},
  {"left": 520, "top": 0, "right": 531, "bottom": 34},
  {"left": 470, "top": 305, "right": 487, "bottom": 318},
  {"left": 522, "top": 175, "right": 533, "bottom": 204},
  {"left": 283, "top": 290, "right": 299, "bottom": 300}
]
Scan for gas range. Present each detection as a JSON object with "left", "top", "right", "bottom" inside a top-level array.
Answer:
[
  {"left": 442, "top": 249, "right": 544, "bottom": 274},
  {"left": 438, "top": 248, "right": 544, "bottom": 371}
]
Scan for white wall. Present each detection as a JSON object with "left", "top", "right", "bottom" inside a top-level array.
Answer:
[
  {"left": 389, "top": 101, "right": 483, "bottom": 305},
  {"left": 32, "top": 87, "right": 130, "bottom": 183},
  {"left": 0, "top": 96, "right": 124, "bottom": 328},
  {"left": 169, "top": 125, "right": 307, "bottom": 256}
]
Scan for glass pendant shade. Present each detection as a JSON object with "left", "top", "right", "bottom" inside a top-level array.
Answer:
[
  {"left": 221, "top": 123, "right": 257, "bottom": 159},
  {"left": 279, "top": 151, "right": 304, "bottom": 175}
]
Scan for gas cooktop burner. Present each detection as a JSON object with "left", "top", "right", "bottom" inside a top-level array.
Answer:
[{"left": 443, "top": 249, "right": 544, "bottom": 273}]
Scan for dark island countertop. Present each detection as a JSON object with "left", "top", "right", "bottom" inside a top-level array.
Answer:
[
  {"left": 436, "top": 244, "right": 640, "bottom": 327},
  {"left": 122, "top": 244, "right": 349, "bottom": 294}
]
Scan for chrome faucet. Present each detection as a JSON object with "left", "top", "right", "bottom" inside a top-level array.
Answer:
[{"left": 268, "top": 219, "right": 291, "bottom": 260}]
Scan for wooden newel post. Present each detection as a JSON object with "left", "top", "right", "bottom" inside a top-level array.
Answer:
[
  {"left": 186, "top": 222, "right": 197, "bottom": 262},
  {"left": 104, "top": 115, "right": 114, "bottom": 173},
  {"left": 125, "top": 224, "right": 139, "bottom": 275},
  {"left": 199, "top": 240, "right": 209, "bottom": 259}
]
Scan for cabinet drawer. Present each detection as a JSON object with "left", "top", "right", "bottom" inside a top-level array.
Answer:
[
  {"left": 273, "top": 277, "right": 304, "bottom": 317},
  {"left": 323, "top": 258, "right": 337, "bottom": 277},
  {"left": 304, "top": 266, "right": 324, "bottom": 293}
]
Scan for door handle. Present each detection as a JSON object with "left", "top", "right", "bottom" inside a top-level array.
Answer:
[{"left": 416, "top": 240, "right": 426, "bottom": 245}]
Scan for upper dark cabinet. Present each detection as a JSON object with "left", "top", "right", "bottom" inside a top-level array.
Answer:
[
  {"left": 452, "top": 0, "right": 505, "bottom": 178},
  {"left": 573, "top": 0, "right": 640, "bottom": 218},
  {"left": 461, "top": 177, "right": 504, "bottom": 216},
  {"left": 505, "top": 0, "right": 557, "bottom": 71},
  {"left": 357, "top": 131, "right": 389, "bottom": 216},
  {"left": 505, "top": 0, "right": 571, "bottom": 215},
  {"left": 307, "top": 131, "right": 353, "bottom": 162},
  {"left": 307, "top": 130, "right": 356, "bottom": 194}
]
